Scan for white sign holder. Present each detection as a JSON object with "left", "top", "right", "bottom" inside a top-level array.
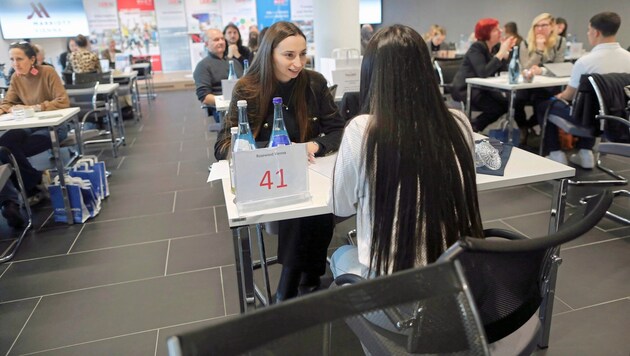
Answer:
[{"left": 233, "top": 144, "right": 311, "bottom": 213}]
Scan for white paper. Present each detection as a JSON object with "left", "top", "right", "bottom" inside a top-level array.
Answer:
[
  {"left": 309, "top": 154, "right": 336, "bottom": 180},
  {"left": 0, "top": 113, "right": 15, "bottom": 122},
  {"left": 207, "top": 161, "right": 229, "bottom": 183}
]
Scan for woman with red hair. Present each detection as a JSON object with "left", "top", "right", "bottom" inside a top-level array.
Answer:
[{"left": 452, "top": 18, "right": 517, "bottom": 132}]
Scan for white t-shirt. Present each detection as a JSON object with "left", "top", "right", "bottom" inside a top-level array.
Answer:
[
  {"left": 332, "top": 109, "right": 474, "bottom": 271},
  {"left": 569, "top": 42, "right": 630, "bottom": 89}
]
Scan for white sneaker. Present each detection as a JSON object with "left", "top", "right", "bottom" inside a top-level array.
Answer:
[
  {"left": 546, "top": 150, "right": 568, "bottom": 165},
  {"left": 569, "top": 149, "right": 595, "bottom": 169}
]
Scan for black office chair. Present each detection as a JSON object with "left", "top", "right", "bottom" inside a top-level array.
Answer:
[
  {"left": 132, "top": 58, "right": 156, "bottom": 102},
  {"left": 434, "top": 57, "right": 464, "bottom": 98},
  {"left": 339, "top": 91, "right": 360, "bottom": 123},
  {"left": 167, "top": 260, "right": 490, "bottom": 355},
  {"left": 62, "top": 71, "right": 102, "bottom": 85},
  {"left": 438, "top": 190, "right": 612, "bottom": 354},
  {"left": 0, "top": 147, "right": 33, "bottom": 263}
]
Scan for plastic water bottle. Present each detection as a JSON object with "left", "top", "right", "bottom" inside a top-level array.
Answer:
[
  {"left": 267, "top": 97, "right": 291, "bottom": 147},
  {"left": 243, "top": 59, "right": 249, "bottom": 75},
  {"left": 228, "top": 126, "right": 238, "bottom": 193},
  {"left": 234, "top": 100, "right": 256, "bottom": 152},
  {"left": 228, "top": 60, "right": 237, "bottom": 80},
  {"left": 508, "top": 46, "right": 520, "bottom": 84}
]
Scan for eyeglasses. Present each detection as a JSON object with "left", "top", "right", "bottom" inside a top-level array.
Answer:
[
  {"left": 534, "top": 23, "right": 551, "bottom": 29},
  {"left": 10, "top": 41, "right": 30, "bottom": 46}
]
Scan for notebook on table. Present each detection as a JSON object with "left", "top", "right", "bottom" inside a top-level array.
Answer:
[{"left": 544, "top": 62, "right": 574, "bottom": 77}]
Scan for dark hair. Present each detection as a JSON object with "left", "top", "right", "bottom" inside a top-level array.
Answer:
[
  {"left": 9, "top": 41, "right": 37, "bottom": 59},
  {"left": 223, "top": 23, "right": 243, "bottom": 48},
  {"left": 361, "top": 24, "right": 483, "bottom": 275},
  {"left": 475, "top": 18, "right": 499, "bottom": 41},
  {"left": 556, "top": 17, "right": 568, "bottom": 36},
  {"left": 75, "top": 34, "right": 89, "bottom": 48},
  {"left": 259, "top": 27, "right": 269, "bottom": 43},
  {"left": 504, "top": 22, "right": 519, "bottom": 36},
  {"left": 66, "top": 37, "right": 76, "bottom": 51},
  {"left": 248, "top": 31, "right": 259, "bottom": 51},
  {"left": 590, "top": 12, "right": 621, "bottom": 37},
  {"left": 220, "top": 21, "right": 309, "bottom": 151}
]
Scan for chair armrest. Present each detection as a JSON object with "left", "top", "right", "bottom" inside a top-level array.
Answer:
[
  {"left": 332, "top": 273, "right": 365, "bottom": 286},
  {"left": 597, "top": 114, "right": 630, "bottom": 128},
  {"left": 483, "top": 228, "right": 528, "bottom": 240}
]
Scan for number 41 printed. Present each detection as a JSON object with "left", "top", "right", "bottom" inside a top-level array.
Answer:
[{"left": 259, "top": 169, "right": 288, "bottom": 190}]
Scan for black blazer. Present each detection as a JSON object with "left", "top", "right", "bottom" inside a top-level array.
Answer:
[{"left": 451, "top": 41, "right": 507, "bottom": 102}]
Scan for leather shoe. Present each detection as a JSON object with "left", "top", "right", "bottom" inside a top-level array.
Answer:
[
  {"left": 274, "top": 267, "right": 301, "bottom": 303},
  {"left": 1, "top": 200, "right": 26, "bottom": 228},
  {"left": 298, "top": 272, "right": 321, "bottom": 296}
]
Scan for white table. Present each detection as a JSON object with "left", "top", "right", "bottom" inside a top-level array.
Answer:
[
  {"left": 0, "top": 107, "right": 81, "bottom": 224},
  {"left": 66, "top": 83, "right": 126, "bottom": 157},
  {"left": 466, "top": 75, "right": 569, "bottom": 143},
  {"left": 130, "top": 62, "right": 156, "bottom": 102},
  {"left": 213, "top": 144, "right": 575, "bottom": 313},
  {"left": 111, "top": 71, "right": 142, "bottom": 122}
]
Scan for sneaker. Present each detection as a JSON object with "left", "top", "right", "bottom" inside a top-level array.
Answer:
[
  {"left": 41, "top": 170, "right": 52, "bottom": 188},
  {"left": 27, "top": 191, "right": 48, "bottom": 206},
  {"left": 546, "top": 150, "right": 568, "bottom": 165},
  {"left": 569, "top": 149, "right": 595, "bottom": 169},
  {"left": 1, "top": 200, "right": 26, "bottom": 228}
]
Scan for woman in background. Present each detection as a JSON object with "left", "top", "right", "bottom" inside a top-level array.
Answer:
[
  {"left": 424, "top": 24, "right": 447, "bottom": 55},
  {"left": 67, "top": 35, "right": 101, "bottom": 74},
  {"left": 452, "top": 18, "right": 516, "bottom": 132},
  {"left": 214, "top": 22, "right": 344, "bottom": 302},
  {"left": 556, "top": 17, "right": 568, "bottom": 38},
  {"left": 514, "top": 13, "right": 566, "bottom": 138},
  {"left": 504, "top": 22, "right": 523, "bottom": 46},
  {"left": 0, "top": 42, "right": 70, "bottom": 227},
  {"left": 331, "top": 24, "right": 483, "bottom": 279},
  {"left": 59, "top": 37, "right": 78, "bottom": 72}
]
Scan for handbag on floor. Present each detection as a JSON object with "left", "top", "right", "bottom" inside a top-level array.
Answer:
[
  {"left": 49, "top": 176, "right": 97, "bottom": 223},
  {"left": 74, "top": 155, "right": 109, "bottom": 198}
]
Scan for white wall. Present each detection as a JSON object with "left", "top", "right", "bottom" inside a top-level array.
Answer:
[{"left": 381, "top": 0, "right": 630, "bottom": 51}]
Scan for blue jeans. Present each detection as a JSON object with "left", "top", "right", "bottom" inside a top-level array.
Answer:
[{"left": 537, "top": 98, "right": 596, "bottom": 153}]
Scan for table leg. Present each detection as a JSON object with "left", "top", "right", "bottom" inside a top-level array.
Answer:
[
  {"left": 113, "top": 92, "right": 126, "bottom": 146},
  {"left": 255, "top": 224, "right": 273, "bottom": 306},
  {"left": 466, "top": 84, "right": 472, "bottom": 118},
  {"left": 132, "top": 78, "right": 142, "bottom": 122},
  {"left": 232, "top": 225, "right": 255, "bottom": 313},
  {"left": 508, "top": 90, "right": 516, "bottom": 144},
  {"left": 539, "top": 178, "right": 568, "bottom": 348},
  {"left": 49, "top": 127, "right": 73, "bottom": 225}
]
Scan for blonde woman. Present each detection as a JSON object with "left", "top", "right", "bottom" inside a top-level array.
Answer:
[
  {"left": 513, "top": 13, "right": 566, "bottom": 135},
  {"left": 424, "top": 24, "right": 447, "bottom": 53}
]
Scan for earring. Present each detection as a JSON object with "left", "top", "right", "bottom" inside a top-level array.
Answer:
[{"left": 30, "top": 64, "right": 39, "bottom": 76}]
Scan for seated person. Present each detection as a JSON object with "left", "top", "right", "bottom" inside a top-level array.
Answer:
[
  {"left": 537, "top": 11, "right": 630, "bottom": 168},
  {"left": 504, "top": 22, "right": 523, "bottom": 47},
  {"left": 514, "top": 13, "right": 566, "bottom": 135},
  {"left": 59, "top": 37, "right": 78, "bottom": 72},
  {"left": 6, "top": 42, "right": 53, "bottom": 85},
  {"left": 330, "top": 24, "right": 483, "bottom": 281},
  {"left": 67, "top": 34, "right": 102, "bottom": 74},
  {"left": 101, "top": 39, "right": 122, "bottom": 70},
  {"left": 223, "top": 23, "right": 252, "bottom": 68},
  {"left": 452, "top": 18, "right": 516, "bottom": 132},
  {"left": 0, "top": 42, "right": 70, "bottom": 227},
  {"left": 424, "top": 24, "right": 447, "bottom": 56},
  {"left": 360, "top": 24, "right": 374, "bottom": 54},
  {"left": 556, "top": 17, "right": 568, "bottom": 38},
  {"left": 193, "top": 29, "right": 243, "bottom": 122}
]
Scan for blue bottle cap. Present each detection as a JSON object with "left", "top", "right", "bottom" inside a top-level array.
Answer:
[{"left": 272, "top": 97, "right": 283, "bottom": 105}]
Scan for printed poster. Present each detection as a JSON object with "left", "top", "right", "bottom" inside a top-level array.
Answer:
[
  {"left": 83, "top": 0, "right": 121, "bottom": 54},
  {"left": 256, "top": 0, "right": 290, "bottom": 29},
  {"left": 155, "top": 0, "right": 190, "bottom": 71},
  {"left": 118, "top": 0, "right": 163, "bottom": 71},
  {"left": 220, "top": 0, "right": 257, "bottom": 46},
  {"left": 184, "top": 0, "right": 222, "bottom": 33}
]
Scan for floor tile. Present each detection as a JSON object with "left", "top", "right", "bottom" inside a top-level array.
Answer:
[
  {"left": 221, "top": 265, "right": 242, "bottom": 316},
  {"left": 555, "top": 237, "right": 630, "bottom": 308},
  {"left": 11, "top": 225, "right": 83, "bottom": 261},
  {"left": 31, "top": 330, "right": 157, "bottom": 356},
  {"left": 533, "top": 299, "right": 630, "bottom": 356},
  {"left": 0, "top": 298, "right": 39, "bottom": 355},
  {"left": 10, "top": 269, "right": 225, "bottom": 354},
  {"left": 0, "top": 241, "right": 167, "bottom": 302},
  {"left": 72, "top": 208, "right": 215, "bottom": 251},
  {"left": 93, "top": 191, "right": 175, "bottom": 221},
  {"left": 166, "top": 232, "right": 235, "bottom": 274},
  {"left": 156, "top": 317, "right": 232, "bottom": 356},
  {"left": 478, "top": 186, "right": 552, "bottom": 221},
  {"left": 174, "top": 185, "right": 226, "bottom": 211}
]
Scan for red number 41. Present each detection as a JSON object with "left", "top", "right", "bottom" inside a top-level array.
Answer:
[{"left": 259, "top": 169, "right": 288, "bottom": 190}]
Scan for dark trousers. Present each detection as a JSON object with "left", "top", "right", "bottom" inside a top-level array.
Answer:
[
  {"left": 471, "top": 89, "right": 508, "bottom": 131},
  {"left": 277, "top": 214, "right": 335, "bottom": 277},
  {"left": 514, "top": 87, "right": 562, "bottom": 128},
  {"left": 536, "top": 99, "right": 596, "bottom": 153},
  {"left": 0, "top": 129, "right": 51, "bottom": 193}
]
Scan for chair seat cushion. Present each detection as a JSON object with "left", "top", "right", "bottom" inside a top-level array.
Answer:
[
  {"left": 0, "top": 163, "right": 12, "bottom": 188},
  {"left": 598, "top": 142, "right": 630, "bottom": 158},
  {"left": 61, "top": 129, "right": 102, "bottom": 146},
  {"left": 548, "top": 114, "right": 595, "bottom": 137}
]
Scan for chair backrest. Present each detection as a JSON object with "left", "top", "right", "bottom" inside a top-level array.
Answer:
[
  {"left": 438, "top": 190, "right": 612, "bottom": 344},
  {"left": 132, "top": 57, "right": 152, "bottom": 76},
  {"left": 73, "top": 72, "right": 102, "bottom": 85},
  {"left": 570, "top": 74, "right": 599, "bottom": 127},
  {"left": 434, "top": 58, "right": 463, "bottom": 88},
  {"left": 588, "top": 73, "right": 630, "bottom": 143},
  {"left": 167, "top": 260, "right": 490, "bottom": 356},
  {"left": 65, "top": 82, "right": 100, "bottom": 111},
  {"left": 339, "top": 91, "right": 361, "bottom": 122}
]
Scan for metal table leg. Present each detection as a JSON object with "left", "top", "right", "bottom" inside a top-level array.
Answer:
[
  {"left": 507, "top": 89, "right": 516, "bottom": 144},
  {"left": 49, "top": 126, "right": 73, "bottom": 224},
  {"left": 538, "top": 178, "right": 568, "bottom": 348},
  {"left": 466, "top": 83, "right": 472, "bottom": 119},
  {"left": 232, "top": 225, "right": 255, "bottom": 313}
]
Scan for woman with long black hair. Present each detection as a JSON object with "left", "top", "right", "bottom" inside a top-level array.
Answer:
[
  {"left": 331, "top": 24, "right": 483, "bottom": 279},
  {"left": 215, "top": 22, "right": 344, "bottom": 301}
]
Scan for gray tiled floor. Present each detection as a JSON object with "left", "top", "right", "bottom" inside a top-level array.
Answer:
[{"left": 0, "top": 91, "right": 628, "bottom": 355}]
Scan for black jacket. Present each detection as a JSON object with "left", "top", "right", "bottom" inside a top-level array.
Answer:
[
  {"left": 452, "top": 41, "right": 507, "bottom": 102},
  {"left": 214, "top": 70, "right": 344, "bottom": 160}
]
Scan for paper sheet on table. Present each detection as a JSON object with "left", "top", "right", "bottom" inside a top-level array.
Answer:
[
  {"left": 0, "top": 113, "right": 15, "bottom": 122},
  {"left": 309, "top": 154, "right": 337, "bottom": 179},
  {"left": 207, "top": 161, "right": 229, "bottom": 182}
]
